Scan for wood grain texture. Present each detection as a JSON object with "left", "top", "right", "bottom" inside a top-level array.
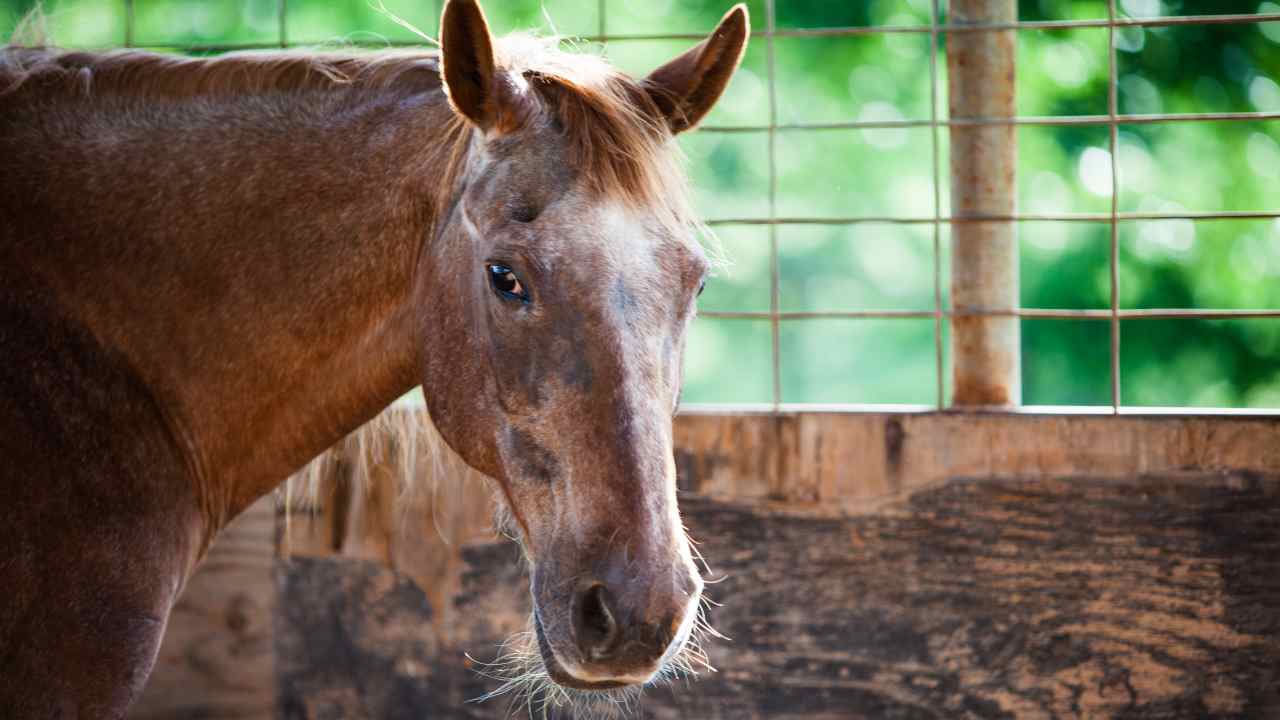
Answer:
[
  {"left": 659, "top": 475, "right": 1280, "bottom": 719},
  {"left": 675, "top": 412, "right": 1280, "bottom": 513},
  {"left": 273, "top": 472, "right": 1280, "bottom": 719},
  {"left": 274, "top": 549, "right": 529, "bottom": 720},
  {"left": 132, "top": 496, "right": 277, "bottom": 719}
]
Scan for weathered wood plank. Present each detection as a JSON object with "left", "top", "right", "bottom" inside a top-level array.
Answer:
[
  {"left": 274, "top": 552, "right": 527, "bottom": 720},
  {"left": 274, "top": 471, "right": 1280, "bottom": 719},
  {"left": 658, "top": 475, "right": 1280, "bottom": 719},
  {"left": 132, "top": 496, "right": 277, "bottom": 719},
  {"left": 676, "top": 412, "right": 1280, "bottom": 513}
]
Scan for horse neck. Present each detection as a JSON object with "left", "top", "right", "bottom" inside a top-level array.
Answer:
[{"left": 4, "top": 67, "right": 468, "bottom": 531}]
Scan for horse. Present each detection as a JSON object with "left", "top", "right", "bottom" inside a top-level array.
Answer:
[{"left": 0, "top": 0, "right": 748, "bottom": 715}]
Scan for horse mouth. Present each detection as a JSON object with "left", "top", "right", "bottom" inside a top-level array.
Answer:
[{"left": 532, "top": 610, "right": 634, "bottom": 691}]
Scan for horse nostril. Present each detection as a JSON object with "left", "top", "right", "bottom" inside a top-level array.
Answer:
[{"left": 574, "top": 583, "right": 618, "bottom": 660}]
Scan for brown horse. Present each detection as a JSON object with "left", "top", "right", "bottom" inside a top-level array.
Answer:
[{"left": 0, "top": 0, "right": 747, "bottom": 716}]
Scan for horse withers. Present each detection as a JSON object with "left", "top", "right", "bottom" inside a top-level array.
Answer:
[{"left": 0, "top": 0, "right": 747, "bottom": 716}]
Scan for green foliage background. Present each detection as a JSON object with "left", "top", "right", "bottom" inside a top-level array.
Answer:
[{"left": 5, "top": 0, "right": 1278, "bottom": 408}]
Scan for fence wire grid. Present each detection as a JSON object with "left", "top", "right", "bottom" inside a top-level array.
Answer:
[{"left": 94, "top": 0, "right": 1280, "bottom": 414}]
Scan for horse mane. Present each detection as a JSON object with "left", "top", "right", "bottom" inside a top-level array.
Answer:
[
  {"left": 2, "top": 28, "right": 693, "bottom": 227},
  {"left": 0, "top": 45, "right": 448, "bottom": 98}
]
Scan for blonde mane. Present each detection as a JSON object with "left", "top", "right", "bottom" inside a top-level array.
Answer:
[{"left": 280, "top": 398, "right": 502, "bottom": 551}]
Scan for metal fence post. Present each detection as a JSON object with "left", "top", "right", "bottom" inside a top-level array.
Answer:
[{"left": 948, "top": 0, "right": 1021, "bottom": 407}]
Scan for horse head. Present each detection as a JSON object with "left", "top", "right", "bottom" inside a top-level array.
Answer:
[{"left": 416, "top": 0, "right": 748, "bottom": 701}]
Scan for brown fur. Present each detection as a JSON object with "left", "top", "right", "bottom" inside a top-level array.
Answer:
[{"left": 0, "top": 1, "right": 746, "bottom": 715}]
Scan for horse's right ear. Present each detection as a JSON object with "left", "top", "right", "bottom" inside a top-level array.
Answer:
[
  {"left": 643, "top": 4, "right": 749, "bottom": 134},
  {"left": 440, "top": 0, "right": 498, "bottom": 129}
]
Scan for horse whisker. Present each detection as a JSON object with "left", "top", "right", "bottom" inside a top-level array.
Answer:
[{"left": 468, "top": 601, "right": 728, "bottom": 720}]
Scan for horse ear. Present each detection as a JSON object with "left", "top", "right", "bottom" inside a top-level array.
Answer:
[
  {"left": 440, "top": 0, "right": 499, "bottom": 129},
  {"left": 642, "top": 4, "right": 749, "bottom": 134}
]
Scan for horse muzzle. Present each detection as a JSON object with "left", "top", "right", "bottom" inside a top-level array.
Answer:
[{"left": 534, "top": 568, "right": 703, "bottom": 688}]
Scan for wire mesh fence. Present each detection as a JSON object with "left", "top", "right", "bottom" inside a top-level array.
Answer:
[
  {"left": 10, "top": 0, "right": 1280, "bottom": 414},
  {"left": 686, "top": 1, "right": 1280, "bottom": 414}
]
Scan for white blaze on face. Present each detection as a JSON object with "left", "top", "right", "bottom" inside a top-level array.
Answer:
[
  {"left": 591, "top": 197, "right": 697, "bottom": 385},
  {"left": 494, "top": 187, "right": 706, "bottom": 688}
]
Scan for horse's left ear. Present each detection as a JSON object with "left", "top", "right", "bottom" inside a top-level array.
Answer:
[
  {"left": 440, "top": 0, "right": 499, "bottom": 129},
  {"left": 642, "top": 4, "right": 749, "bottom": 134}
]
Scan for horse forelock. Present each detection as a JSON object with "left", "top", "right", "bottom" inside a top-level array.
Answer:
[{"left": 495, "top": 35, "right": 697, "bottom": 233}]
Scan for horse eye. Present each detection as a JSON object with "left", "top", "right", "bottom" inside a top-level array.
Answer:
[
  {"left": 487, "top": 264, "right": 529, "bottom": 303},
  {"left": 697, "top": 279, "right": 707, "bottom": 297}
]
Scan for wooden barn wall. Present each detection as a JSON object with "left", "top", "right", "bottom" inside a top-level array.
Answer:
[
  {"left": 133, "top": 496, "right": 277, "bottom": 720},
  {"left": 134, "top": 411, "right": 1280, "bottom": 719}
]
